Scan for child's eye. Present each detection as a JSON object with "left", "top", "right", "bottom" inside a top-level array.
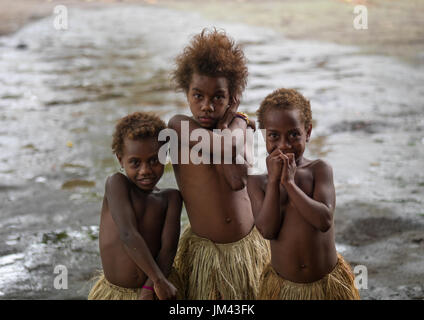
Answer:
[
  {"left": 214, "top": 95, "right": 224, "bottom": 100},
  {"left": 130, "top": 159, "right": 140, "bottom": 166},
  {"left": 149, "top": 158, "right": 159, "bottom": 165},
  {"left": 268, "top": 133, "right": 278, "bottom": 139},
  {"left": 193, "top": 94, "right": 202, "bottom": 99}
]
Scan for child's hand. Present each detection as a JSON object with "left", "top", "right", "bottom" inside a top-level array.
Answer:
[
  {"left": 217, "top": 103, "right": 237, "bottom": 130},
  {"left": 153, "top": 278, "right": 177, "bottom": 300},
  {"left": 266, "top": 148, "right": 284, "bottom": 184},
  {"left": 279, "top": 152, "right": 296, "bottom": 186},
  {"left": 247, "top": 118, "right": 256, "bottom": 131},
  {"left": 139, "top": 288, "right": 155, "bottom": 300}
]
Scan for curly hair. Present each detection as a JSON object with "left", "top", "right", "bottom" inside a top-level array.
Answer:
[
  {"left": 257, "top": 88, "right": 312, "bottom": 130},
  {"left": 112, "top": 112, "right": 166, "bottom": 156},
  {"left": 172, "top": 28, "right": 248, "bottom": 99}
]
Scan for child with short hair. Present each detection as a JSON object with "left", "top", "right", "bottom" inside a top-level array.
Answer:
[
  {"left": 248, "top": 88, "right": 360, "bottom": 300},
  {"left": 168, "top": 28, "right": 270, "bottom": 300},
  {"left": 88, "top": 112, "right": 183, "bottom": 300}
]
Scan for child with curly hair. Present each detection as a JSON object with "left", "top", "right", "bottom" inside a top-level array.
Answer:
[
  {"left": 248, "top": 88, "right": 360, "bottom": 300},
  {"left": 168, "top": 28, "right": 270, "bottom": 300},
  {"left": 88, "top": 112, "right": 183, "bottom": 300}
]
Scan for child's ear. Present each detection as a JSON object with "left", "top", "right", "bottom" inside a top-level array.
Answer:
[{"left": 306, "top": 124, "right": 312, "bottom": 142}]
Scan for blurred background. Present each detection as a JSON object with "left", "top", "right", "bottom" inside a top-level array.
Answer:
[{"left": 0, "top": 0, "right": 423, "bottom": 299}]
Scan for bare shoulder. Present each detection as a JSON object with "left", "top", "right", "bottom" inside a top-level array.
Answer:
[
  {"left": 307, "top": 159, "right": 334, "bottom": 180},
  {"left": 105, "top": 172, "right": 129, "bottom": 187},
  {"left": 168, "top": 114, "right": 191, "bottom": 129},
  {"left": 161, "top": 188, "right": 182, "bottom": 201},
  {"left": 309, "top": 159, "right": 333, "bottom": 172},
  {"left": 104, "top": 172, "right": 133, "bottom": 200},
  {"left": 160, "top": 188, "right": 183, "bottom": 210}
]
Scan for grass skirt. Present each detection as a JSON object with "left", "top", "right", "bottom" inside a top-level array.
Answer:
[
  {"left": 173, "top": 226, "right": 271, "bottom": 300},
  {"left": 88, "top": 267, "right": 183, "bottom": 300},
  {"left": 258, "top": 253, "right": 360, "bottom": 300}
]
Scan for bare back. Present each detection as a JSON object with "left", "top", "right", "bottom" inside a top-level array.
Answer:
[{"left": 99, "top": 186, "right": 167, "bottom": 288}]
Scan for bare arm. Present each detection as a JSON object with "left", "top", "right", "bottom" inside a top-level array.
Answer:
[
  {"left": 155, "top": 190, "right": 182, "bottom": 277},
  {"left": 282, "top": 156, "right": 335, "bottom": 232},
  {"left": 168, "top": 103, "right": 240, "bottom": 162},
  {"left": 247, "top": 149, "right": 287, "bottom": 239},
  {"left": 106, "top": 173, "right": 175, "bottom": 299},
  {"left": 220, "top": 117, "right": 250, "bottom": 190},
  {"left": 140, "top": 190, "right": 182, "bottom": 300}
]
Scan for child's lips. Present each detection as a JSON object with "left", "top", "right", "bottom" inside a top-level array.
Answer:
[
  {"left": 198, "top": 116, "right": 214, "bottom": 124},
  {"left": 137, "top": 178, "right": 155, "bottom": 185}
]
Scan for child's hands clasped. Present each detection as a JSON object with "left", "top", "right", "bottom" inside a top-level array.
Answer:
[
  {"left": 279, "top": 151, "right": 296, "bottom": 186},
  {"left": 266, "top": 149, "right": 284, "bottom": 184}
]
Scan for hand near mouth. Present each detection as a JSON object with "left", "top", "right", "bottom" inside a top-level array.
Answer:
[
  {"left": 279, "top": 151, "right": 296, "bottom": 186},
  {"left": 266, "top": 148, "right": 284, "bottom": 184}
]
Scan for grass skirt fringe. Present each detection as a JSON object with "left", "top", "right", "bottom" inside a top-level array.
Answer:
[
  {"left": 88, "top": 267, "right": 184, "bottom": 300},
  {"left": 258, "top": 253, "right": 360, "bottom": 300},
  {"left": 173, "top": 226, "right": 271, "bottom": 300}
]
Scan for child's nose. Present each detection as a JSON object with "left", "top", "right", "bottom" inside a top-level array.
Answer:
[
  {"left": 200, "top": 99, "right": 214, "bottom": 112},
  {"left": 278, "top": 139, "right": 291, "bottom": 150},
  {"left": 138, "top": 163, "right": 153, "bottom": 176}
]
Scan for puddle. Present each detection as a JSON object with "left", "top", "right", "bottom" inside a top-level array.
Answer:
[{"left": 61, "top": 180, "right": 96, "bottom": 190}]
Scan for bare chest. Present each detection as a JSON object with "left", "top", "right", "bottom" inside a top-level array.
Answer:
[
  {"left": 130, "top": 191, "right": 167, "bottom": 249},
  {"left": 294, "top": 168, "right": 314, "bottom": 197}
]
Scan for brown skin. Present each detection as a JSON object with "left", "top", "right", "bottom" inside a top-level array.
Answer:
[
  {"left": 168, "top": 73, "right": 254, "bottom": 243},
  {"left": 99, "top": 137, "right": 182, "bottom": 299},
  {"left": 247, "top": 108, "right": 338, "bottom": 283}
]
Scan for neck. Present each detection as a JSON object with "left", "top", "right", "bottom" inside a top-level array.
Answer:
[{"left": 296, "top": 156, "right": 305, "bottom": 167}]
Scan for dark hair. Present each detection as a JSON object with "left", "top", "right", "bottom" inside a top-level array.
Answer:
[
  {"left": 257, "top": 88, "right": 312, "bottom": 129},
  {"left": 172, "top": 28, "right": 248, "bottom": 99},
  {"left": 112, "top": 112, "right": 166, "bottom": 156}
]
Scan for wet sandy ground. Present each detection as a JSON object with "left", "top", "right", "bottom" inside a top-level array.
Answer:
[
  {"left": 0, "top": 2, "right": 423, "bottom": 299},
  {"left": 2, "top": 0, "right": 423, "bottom": 64},
  {"left": 159, "top": 0, "right": 424, "bottom": 65}
]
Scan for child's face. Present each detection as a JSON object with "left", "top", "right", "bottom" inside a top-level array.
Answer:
[
  {"left": 117, "top": 137, "right": 164, "bottom": 191},
  {"left": 263, "top": 108, "right": 312, "bottom": 162},
  {"left": 187, "top": 73, "right": 231, "bottom": 129}
]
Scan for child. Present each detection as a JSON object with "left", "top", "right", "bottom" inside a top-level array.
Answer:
[
  {"left": 88, "top": 112, "right": 183, "bottom": 300},
  {"left": 168, "top": 28, "right": 270, "bottom": 300},
  {"left": 248, "top": 88, "right": 360, "bottom": 300}
]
